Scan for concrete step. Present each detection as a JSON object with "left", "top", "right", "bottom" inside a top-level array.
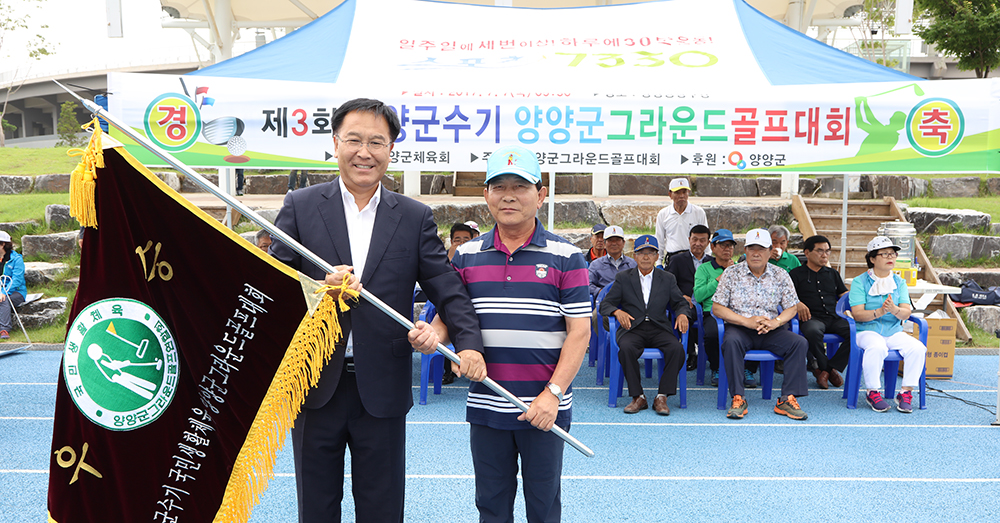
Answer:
[
  {"left": 802, "top": 200, "right": 893, "bottom": 216},
  {"left": 810, "top": 214, "right": 899, "bottom": 230}
]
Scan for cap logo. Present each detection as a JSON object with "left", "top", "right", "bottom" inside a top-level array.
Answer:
[{"left": 508, "top": 154, "right": 515, "bottom": 166}]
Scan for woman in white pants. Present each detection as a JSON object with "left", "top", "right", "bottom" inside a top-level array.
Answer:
[{"left": 848, "top": 236, "right": 926, "bottom": 413}]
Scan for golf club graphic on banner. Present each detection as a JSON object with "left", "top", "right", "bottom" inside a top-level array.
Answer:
[{"left": 109, "top": 73, "right": 997, "bottom": 174}]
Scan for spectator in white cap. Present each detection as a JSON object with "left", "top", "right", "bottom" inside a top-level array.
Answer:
[
  {"left": 464, "top": 220, "right": 481, "bottom": 238},
  {"left": 0, "top": 230, "right": 26, "bottom": 340},
  {"left": 712, "top": 229, "right": 810, "bottom": 421},
  {"left": 655, "top": 177, "right": 708, "bottom": 267},
  {"left": 588, "top": 225, "right": 636, "bottom": 300},
  {"left": 849, "top": 236, "right": 925, "bottom": 414}
]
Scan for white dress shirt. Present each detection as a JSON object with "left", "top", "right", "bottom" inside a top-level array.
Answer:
[
  {"left": 654, "top": 203, "right": 708, "bottom": 255},
  {"left": 340, "top": 177, "right": 381, "bottom": 357},
  {"left": 639, "top": 269, "right": 654, "bottom": 307}
]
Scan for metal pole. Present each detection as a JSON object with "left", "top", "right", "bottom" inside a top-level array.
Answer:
[
  {"left": 55, "top": 81, "right": 594, "bottom": 458},
  {"left": 839, "top": 172, "right": 848, "bottom": 279}
]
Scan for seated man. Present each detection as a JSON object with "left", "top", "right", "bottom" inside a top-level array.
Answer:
[
  {"left": 666, "top": 224, "right": 712, "bottom": 370},
  {"left": 255, "top": 229, "right": 272, "bottom": 252},
  {"left": 590, "top": 226, "right": 636, "bottom": 332},
  {"left": 713, "top": 229, "right": 809, "bottom": 420},
  {"left": 768, "top": 225, "right": 801, "bottom": 272},
  {"left": 584, "top": 223, "right": 606, "bottom": 264},
  {"left": 692, "top": 229, "right": 737, "bottom": 386},
  {"left": 589, "top": 226, "right": 635, "bottom": 301},
  {"left": 789, "top": 235, "right": 850, "bottom": 389},
  {"left": 600, "top": 235, "right": 689, "bottom": 415}
]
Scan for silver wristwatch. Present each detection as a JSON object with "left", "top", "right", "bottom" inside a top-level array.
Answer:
[{"left": 546, "top": 382, "right": 564, "bottom": 402}]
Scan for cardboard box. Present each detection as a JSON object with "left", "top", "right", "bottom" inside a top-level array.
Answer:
[
  {"left": 902, "top": 333, "right": 956, "bottom": 379},
  {"left": 923, "top": 318, "right": 958, "bottom": 337},
  {"left": 892, "top": 267, "right": 917, "bottom": 286}
]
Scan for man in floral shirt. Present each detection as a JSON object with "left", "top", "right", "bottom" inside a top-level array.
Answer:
[{"left": 712, "top": 229, "right": 810, "bottom": 421}]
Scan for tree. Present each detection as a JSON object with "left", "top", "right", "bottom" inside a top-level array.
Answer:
[
  {"left": 56, "top": 100, "right": 84, "bottom": 148},
  {"left": 851, "top": 1, "right": 900, "bottom": 70},
  {"left": 1, "top": 0, "right": 52, "bottom": 146},
  {"left": 916, "top": 0, "right": 1000, "bottom": 78}
]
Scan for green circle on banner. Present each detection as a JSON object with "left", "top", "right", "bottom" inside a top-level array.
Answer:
[{"left": 62, "top": 298, "right": 180, "bottom": 431}]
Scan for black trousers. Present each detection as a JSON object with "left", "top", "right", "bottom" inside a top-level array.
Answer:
[
  {"left": 799, "top": 315, "right": 852, "bottom": 372},
  {"left": 291, "top": 364, "right": 406, "bottom": 523},
  {"left": 702, "top": 312, "right": 720, "bottom": 372},
  {"left": 722, "top": 325, "right": 809, "bottom": 399},
  {"left": 618, "top": 321, "right": 685, "bottom": 397}
]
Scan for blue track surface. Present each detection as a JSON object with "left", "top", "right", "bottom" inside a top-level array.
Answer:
[{"left": 3, "top": 350, "right": 999, "bottom": 522}]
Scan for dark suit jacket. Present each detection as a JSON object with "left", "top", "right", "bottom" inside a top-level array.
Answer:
[
  {"left": 665, "top": 251, "right": 713, "bottom": 297},
  {"left": 270, "top": 179, "right": 483, "bottom": 418},
  {"left": 599, "top": 267, "right": 691, "bottom": 342}
]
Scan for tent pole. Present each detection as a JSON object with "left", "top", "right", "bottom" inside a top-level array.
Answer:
[
  {"left": 839, "top": 172, "right": 848, "bottom": 278},
  {"left": 547, "top": 171, "right": 555, "bottom": 232}
]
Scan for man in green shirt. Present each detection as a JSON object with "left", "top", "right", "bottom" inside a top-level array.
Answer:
[
  {"left": 693, "top": 229, "right": 736, "bottom": 386},
  {"left": 768, "top": 225, "right": 800, "bottom": 272}
]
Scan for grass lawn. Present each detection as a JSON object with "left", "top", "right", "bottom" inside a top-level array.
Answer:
[
  {"left": 903, "top": 196, "right": 1000, "bottom": 222},
  {"left": 0, "top": 147, "right": 82, "bottom": 175},
  {"left": 0, "top": 193, "right": 71, "bottom": 226}
]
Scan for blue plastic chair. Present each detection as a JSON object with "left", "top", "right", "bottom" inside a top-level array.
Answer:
[
  {"left": 607, "top": 312, "right": 689, "bottom": 408},
  {"left": 588, "top": 294, "right": 599, "bottom": 368},
  {"left": 594, "top": 283, "right": 614, "bottom": 385},
  {"left": 835, "top": 293, "right": 928, "bottom": 410},
  {"left": 714, "top": 310, "right": 801, "bottom": 410},
  {"left": 417, "top": 301, "right": 455, "bottom": 405}
]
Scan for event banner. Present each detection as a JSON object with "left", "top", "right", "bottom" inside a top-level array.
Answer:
[
  {"left": 108, "top": 72, "right": 1000, "bottom": 174},
  {"left": 47, "top": 143, "right": 337, "bottom": 523}
]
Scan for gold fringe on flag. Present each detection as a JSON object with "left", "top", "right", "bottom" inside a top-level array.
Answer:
[
  {"left": 67, "top": 118, "right": 105, "bottom": 228},
  {"left": 213, "top": 276, "right": 360, "bottom": 523}
]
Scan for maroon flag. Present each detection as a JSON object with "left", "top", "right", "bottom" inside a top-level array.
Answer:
[{"left": 48, "top": 136, "right": 343, "bottom": 523}]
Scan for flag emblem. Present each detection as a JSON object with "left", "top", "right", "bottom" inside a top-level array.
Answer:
[{"left": 62, "top": 298, "right": 179, "bottom": 431}]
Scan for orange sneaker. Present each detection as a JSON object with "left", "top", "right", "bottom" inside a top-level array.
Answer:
[
  {"left": 727, "top": 394, "right": 748, "bottom": 419},
  {"left": 774, "top": 395, "right": 808, "bottom": 420}
]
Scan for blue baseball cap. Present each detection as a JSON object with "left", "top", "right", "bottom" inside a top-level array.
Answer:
[
  {"left": 485, "top": 145, "right": 542, "bottom": 185},
  {"left": 633, "top": 234, "right": 658, "bottom": 252},
  {"left": 591, "top": 223, "right": 607, "bottom": 234},
  {"left": 711, "top": 229, "right": 735, "bottom": 244}
]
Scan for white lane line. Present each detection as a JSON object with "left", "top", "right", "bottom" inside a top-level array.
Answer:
[
  {"left": 407, "top": 421, "right": 994, "bottom": 429},
  {"left": 271, "top": 473, "right": 1000, "bottom": 483},
  {"left": 8, "top": 470, "right": 997, "bottom": 485},
  {"left": 2, "top": 419, "right": 992, "bottom": 428}
]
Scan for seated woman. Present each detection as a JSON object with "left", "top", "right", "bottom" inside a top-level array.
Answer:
[
  {"left": 0, "top": 231, "right": 27, "bottom": 339},
  {"left": 849, "top": 236, "right": 925, "bottom": 413}
]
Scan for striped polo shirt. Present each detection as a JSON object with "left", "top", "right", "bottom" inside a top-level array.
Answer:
[{"left": 451, "top": 219, "right": 590, "bottom": 430}]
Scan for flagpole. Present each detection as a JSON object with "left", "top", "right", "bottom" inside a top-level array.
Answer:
[{"left": 54, "top": 81, "right": 594, "bottom": 459}]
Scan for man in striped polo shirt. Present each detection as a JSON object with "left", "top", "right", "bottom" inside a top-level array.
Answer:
[{"left": 420, "top": 144, "right": 590, "bottom": 522}]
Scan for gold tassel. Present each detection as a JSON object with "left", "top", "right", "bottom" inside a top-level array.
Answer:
[
  {"left": 213, "top": 276, "right": 360, "bottom": 523},
  {"left": 67, "top": 118, "right": 104, "bottom": 228}
]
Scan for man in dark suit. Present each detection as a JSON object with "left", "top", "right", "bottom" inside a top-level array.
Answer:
[
  {"left": 665, "top": 223, "right": 712, "bottom": 370},
  {"left": 270, "top": 98, "right": 484, "bottom": 523},
  {"left": 601, "top": 235, "right": 690, "bottom": 415}
]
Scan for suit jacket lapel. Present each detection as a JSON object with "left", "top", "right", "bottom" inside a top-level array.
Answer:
[
  {"left": 630, "top": 269, "right": 646, "bottom": 314},
  {"left": 318, "top": 178, "right": 352, "bottom": 266},
  {"left": 361, "top": 188, "right": 401, "bottom": 285}
]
